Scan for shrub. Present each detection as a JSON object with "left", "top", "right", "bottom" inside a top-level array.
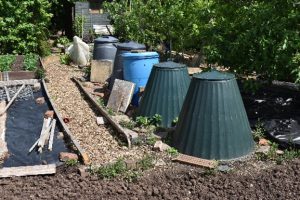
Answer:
[
  {"left": 23, "top": 54, "right": 39, "bottom": 71},
  {"left": 0, "top": 55, "right": 16, "bottom": 72},
  {"left": 0, "top": 0, "right": 52, "bottom": 55}
]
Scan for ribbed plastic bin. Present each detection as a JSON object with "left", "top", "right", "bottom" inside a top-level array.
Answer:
[
  {"left": 93, "top": 36, "right": 119, "bottom": 61},
  {"left": 122, "top": 52, "right": 159, "bottom": 106},
  {"left": 109, "top": 41, "right": 146, "bottom": 89},
  {"left": 173, "top": 70, "right": 254, "bottom": 160},
  {"left": 138, "top": 61, "right": 190, "bottom": 127}
]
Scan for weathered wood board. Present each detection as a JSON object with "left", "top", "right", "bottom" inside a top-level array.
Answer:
[
  {"left": 0, "top": 164, "right": 56, "bottom": 178},
  {"left": 107, "top": 79, "right": 135, "bottom": 113},
  {"left": 172, "top": 154, "right": 218, "bottom": 169}
]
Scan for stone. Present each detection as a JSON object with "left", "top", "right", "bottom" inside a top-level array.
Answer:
[
  {"left": 107, "top": 79, "right": 135, "bottom": 113},
  {"left": 218, "top": 165, "right": 231, "bottom": 172},
  {"left": 276, "top": 150, "right": 284, "bottom": 155},
  {"left": 96, "top": 117, "right": 106, "bottom": 125},
  {"left": 125, "top": 160, "right": 137, "bottom": 170},
  {"left": 44, "top": 110, "right": 54, "bottom": 119},
  {"left": 36, "top": 97, "right": 45, "bottom": 105},
  {"left": 78, "top": 167, "right": 88, "bottom": 178},
  {"left": 155, "top": 159, "right": 166, "bottom": 167},
  {"left": 90, "top": 60, "right": 113, "bottom": 83},
  {"left": 256, "top": 145, "right": 270, "bottom": 155},
  {"left": 33, "top": 83, "right": 41, "bottom": 92},
  {"left": 59, "top": 152, "right": 78, "bottom": 162},
  {"left": 92, "top": 92, "right": 105, "bottom": 98},
  {"left": 153, "top": 141, "right": 171, "bottom": 152},
  {"left": 259, "top": 138, "right": 269, "bottom": 146},
  {"left": 57, "top": 132, "right": 64, "bottom": 140},
  {"left": 82, "top": 152, "right": 91, "bottom": 165}
]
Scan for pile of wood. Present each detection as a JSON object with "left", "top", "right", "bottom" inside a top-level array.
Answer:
[{"left": 29, "top": 114, "right": 56, "bottom": 153}]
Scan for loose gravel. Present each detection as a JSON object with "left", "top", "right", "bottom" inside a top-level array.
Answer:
[{"left": 43, "top": 55, "right": 148, "bottom": 165}]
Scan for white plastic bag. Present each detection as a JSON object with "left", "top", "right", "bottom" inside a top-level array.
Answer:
[{"left": 67, "top": 36, "right": 90, "bottom": 66}]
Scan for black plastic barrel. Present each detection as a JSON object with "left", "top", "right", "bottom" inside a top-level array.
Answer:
[
  {"left": 93, "top": 36, "right": 119, "bottom": 61},
  {"left": 109, "top": 41, "right": 146, "bottom": 89}
]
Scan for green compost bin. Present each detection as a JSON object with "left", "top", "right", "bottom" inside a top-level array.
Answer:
[
  {"left": 138, "top": 61, "right": 190, "bottom": 127},
  {"left": 172, "top": 70, "right": 254, "bottom": 160}
]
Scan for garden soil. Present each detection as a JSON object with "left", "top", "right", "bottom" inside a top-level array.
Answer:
[{"left": 0, "top": 159, "right": 299, "bottom": 199}]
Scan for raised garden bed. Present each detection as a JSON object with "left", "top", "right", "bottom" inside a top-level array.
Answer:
[{"left": 0, "top": 54, "right": 43, "bottom": 81}]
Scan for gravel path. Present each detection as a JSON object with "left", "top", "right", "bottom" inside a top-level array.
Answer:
[{"left": 43, "top": 55, "right": 147, "bottom": 165}]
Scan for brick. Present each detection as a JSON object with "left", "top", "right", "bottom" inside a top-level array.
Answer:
[
  {"left": 96, "top": 117, "right": 105, "bottom": 125},
  {"left": 81, "top": 152, "right": 91, "bottom": 165},
  {"left": 90, "top": 60, "right": 113, "bottom": 83},
  {"left": 36, "top": 97, "right": 45, "bottom": 105},
  {"left": 44, "top": 110, "right": 54, "bottom": 119},
  {"left": 59, "top": 152, "right": 78, "bottom": 162},
  {"left": 259, "top": 138, "right": 269, "bottom": 146}
]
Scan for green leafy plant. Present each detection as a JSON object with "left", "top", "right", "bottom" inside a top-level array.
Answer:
[
  {"left": 253, "top": 120, "right": 265, "bottom": 141},
  {"left": 167, "top": 147, "right": 179, "bottom": 156},
  {"left": 137, "top": 154, "right": 155, "bottom": 171},
  {"left": 73, "top": 15, "right": 86, "bottom": 38},
  {"left": 35, "top": 68, "right": 46, "bottom": 79},
  {"left": 0, "top": 55, "right": 16, "bottom": 71},
  {"left": 97, "top": 98, "right": 105, "bottom": 107},
  {"left": 123, "top": 170, "right": 141, "bottom": 183},
  {"left": 56, "top": 36, "right": 70, "bottom": 47},
  {"left": 150, "top": 114, "right": 162, "bottom": 127},
  {"left": 23, "top": 54, "right": 39, "bottom": 71},
  {"left": 96, "top": 159, "right": 127, "bottom": 179},
  {"left": 146, "top": 135, "right": 157, "bottom": 145},
  {"left": 60, "top": 54, "right": 71, "bottom": 65},
  {"left": 65, "top": 159, "right": 79, "bottom": 167},
  {"left": 107, "top": 108, "right": 115, "bottom": 116},
  {"left": 120, "top": 120, "right": 136, "bottom": 130},
  {"left": 172, "top": 117, "right": 179, "bottom": 126},
  {"left": 135, "top": 116, "right": 151, "bottom": 127},
  {"left": 0, "top": 0, "right": 52, "bottom": 55}
]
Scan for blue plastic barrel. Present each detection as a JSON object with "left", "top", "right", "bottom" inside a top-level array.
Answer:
[{"left": 122, "top": 52, "right": 159, "bottom": 106}]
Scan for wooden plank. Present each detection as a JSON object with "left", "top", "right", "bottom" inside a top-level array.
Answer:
[
  {"left": 0, "top": 164, "right": 56, "bottom": 178},
  {"left": 0, "top": 84, "right": 25, "bottom": 116},
  {"left": 0, "top": 79, "right": 38, "bottom": 87},
  {"left": 29, "top": 118, "right": 47, "bottom": 153},
  {"left": 4, "top": 86, "right": 10, "bottom": 102},
  {"left": 172, "top": 154, "right": 218, "bottom": 169},
  {"left": 107, "top": 79, "right": 135, "bottom": 113},
  {"left": 38, "top": 118, "right": 52, "bottom": 153},
  {"left": 48, "top": 119, "right": 56, "bottom": 151}
]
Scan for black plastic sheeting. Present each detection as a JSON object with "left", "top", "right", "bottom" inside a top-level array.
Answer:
[{"left": 2, "top": 89, "right": 70, "bottom": 167}]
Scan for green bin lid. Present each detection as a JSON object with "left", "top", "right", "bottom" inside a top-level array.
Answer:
[
  {"left": 194, "top": 70, "right": 235, "bottom": 81},
  {"left": 154, "top": 61, "right": 186, "bottom": 69}
]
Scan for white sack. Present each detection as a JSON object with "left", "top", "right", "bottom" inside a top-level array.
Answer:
[{"left": 67, "top": 36, "right": 90, "bottom": 66}]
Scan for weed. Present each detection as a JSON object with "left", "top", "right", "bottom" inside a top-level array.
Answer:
[
  {"left": 253, "top": 120, "right": 265, "bottom": 141},
  {"left": 172, "top": 117, "right": 179, "bottom": 126},
  {"left": 0, "top": 55, "right": 15, "bottom": 71},
  {"left": 35, "top": 68, "right": 45, "bottom": 79},
  {"left": 107, "top": 108, "right": 115, "bottom": 116},
  {"left": 137, "top": 154, "right": 155, "bottom": 171},
  {"left": 56, "top": 36, "right": 70, "bottom": 47},
  {"left": 135, "top": 116, "right": 150, "bottom": 127},
  {"left": 150, "top": 114, "right": 162, "bottom": 127},
  {"left": 65, "top": 159, "right": 79, "bottom": 167},
  {"left": 97, "top": 98, "right": 105, "bottom": 107},
  {"left": 267, "top": 142, "right": 279, "bottom": 160},
  {"left": 203, "top": 168, "right": 217, "bottom": 176},
  {"left": 167, "top": 147, "right": 179, "bottom": 156},
  {"left": 60, "top": 54, "right": 71, "bottom": 65},
  {"left": 146, "top": 135, "right": 157, "bottom": 145},
  {"left": 96, "top": 159, "right": 126, "bottom": 179},
  {"left": 119, "top": 120, "right": 136, "bottom": 130},
  {"left": 123, "top": 170, "right": 141, "bottom": 183},
  {"left": 283, "top": 148, "right": 300, "bottom": 160}
]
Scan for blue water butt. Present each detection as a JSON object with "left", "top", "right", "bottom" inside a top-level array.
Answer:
[{"left": 122, "top": 52, "right": 159, "bottom": 106}]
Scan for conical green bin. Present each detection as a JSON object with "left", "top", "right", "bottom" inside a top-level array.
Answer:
[
  {"left": 138, "top": 61, "right": 191, "bottom": 127},
  {"left": 173, "top": 70, "right": 254, "bottom": 160}
]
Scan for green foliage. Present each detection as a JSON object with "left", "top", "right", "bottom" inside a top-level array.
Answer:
[
  {"left": 65, "top": 159, "right": 79, "bottom": 167},
  {"left": 146, "top": 135, "right": 157, "bottom": 145},
  {"left": 35, "top": 68, "right": 46, "bottom": 79},
  {"left": 97, "top": 98, "right": 105, "bottom": 107},
  {"left": 23, "top": 54, "right": 39, "bottom": 71},
  {"left": 96, "top": 159, "right": 127, "bottom": 179},
  {"left": 0, "top": 0, "right": 52, "bottom": 55},
  {"left": 203, "top": 0, "right": 300, "bottom": 82},
  {"left": 60, "top": 54, "right": 71, "bottom": 65},
  {"left": 56, "top": 36, "right": 70, "bottom": 47},
  {"left": 135, "top": 114, "right": 162, "bottom": 128},
  {"left": 137, "top": 154, "right": 155, "bottom": 171},
  {"left": 119, "top": 120, "right": 136, "bottom": 130},
  {"left": 0, "top": 55, "right": 16, "bottom": 72},
  {"left": 123, "top": 170, "right": 141, "bottom": 183},
  {"left": 253, "top": 120, "right": 265, "bottom": 141},
  {"left": 167, "top": 147, "right": 179, "bottom": 156},
  {"left": 73, "top": 15, "right": 86, "bottom": 38},
  {"left": 103, "top": 0, "right": 211, "bottom": 51}
]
